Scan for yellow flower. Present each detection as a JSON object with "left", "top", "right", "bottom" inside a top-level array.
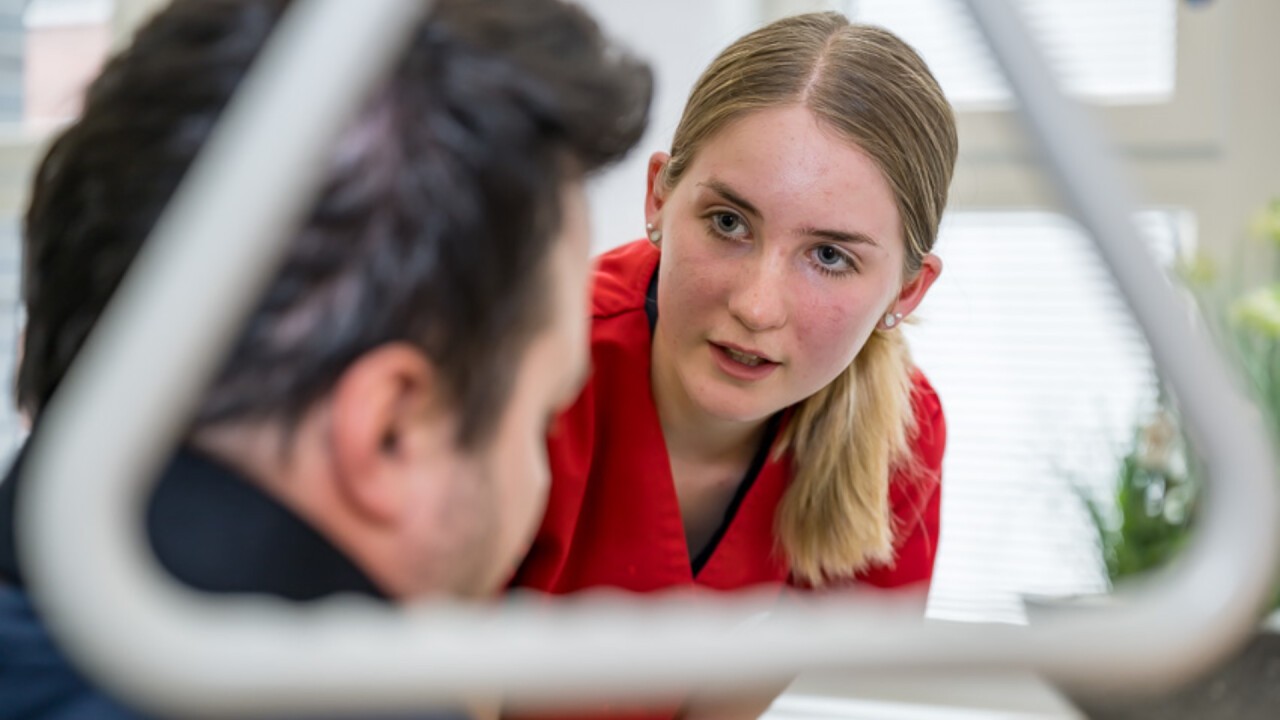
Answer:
[
  {"left": 1250, "top": 198, "right": 1280, "bottom": 247},
  {"left": 1230, "top": 284, "right": 1280, "bottom": 337}
]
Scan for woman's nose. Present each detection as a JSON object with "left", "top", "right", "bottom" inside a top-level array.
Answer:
[{"left": 727, "top": 254, "right": 788, "bottom": 332}]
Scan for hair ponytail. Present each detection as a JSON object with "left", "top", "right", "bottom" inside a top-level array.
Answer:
[{"left": 775, "top": 327, "right": 918, "bottom": 586}]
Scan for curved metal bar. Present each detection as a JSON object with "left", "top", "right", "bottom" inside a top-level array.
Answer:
[
  {"left": 16, "top": 0, "right": 1279, "bottom": 716},
  {"left": 956, "top": 0, "right": 1280, "bottom": 683},
  {"left": 17, "top": 0, "right": 431, "bottom": 714}
]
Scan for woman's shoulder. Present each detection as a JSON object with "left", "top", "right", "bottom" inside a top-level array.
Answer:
[
  {"left": 590, "top": 239, "right": 660, "bottom": 320},
  {"left": 908, "top": 369, "right": 943, "bottom": 427},
  {"left": 906, "top": 367, "right": 946, "bottom": 478}
]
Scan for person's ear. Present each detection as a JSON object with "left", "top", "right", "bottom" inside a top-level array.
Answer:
[
  {"left": 645, "top": 151, "right": 671, "bottom": 226},
  {"left": 891, "top": 253, "right": 943, "bottom": 319},
  {"left": 327, "top": 343, "right": 442, "bottom": 526}
]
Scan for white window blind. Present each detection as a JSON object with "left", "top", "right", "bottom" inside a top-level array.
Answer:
[
  {"left": 907, "top": 210, "right": 1192, "bottom": 624},
  {"left": 838, "top": 0, "right": 1177, "bottom": 107},
  {"left": 0, "top": 214, "right": 20, "bottom": 465},
  {"left": 24, "top": 0, "right": 114, "bottom": 28},
  {"left": 0, "top": 0, "right": 22, "bottom": 122},
  {"left": 0, "top": 2, "right": 27, "bottom": 468}
]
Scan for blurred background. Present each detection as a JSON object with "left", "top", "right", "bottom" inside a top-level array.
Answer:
[{"left": 3, "top": 0, "right": 1279, "bottom": 716}]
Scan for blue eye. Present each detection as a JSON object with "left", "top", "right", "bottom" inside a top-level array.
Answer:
[
  {"left": 812, "top": 244, "right": 857, "bottom": 275},
  {"left": 709, "top": 211, "right": 748, "bottom": 238},
  {"left": 816, "top": 246, "right": 843, "bottom": 265}
]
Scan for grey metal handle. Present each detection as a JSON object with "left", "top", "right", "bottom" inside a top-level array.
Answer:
[{"left": 17, "top": 0, "right": 1279, "bottom": 716}]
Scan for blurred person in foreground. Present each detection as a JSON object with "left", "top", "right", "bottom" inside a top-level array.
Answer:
[{"left": 0, "top": 0, "right": 651, "bottom": 717}]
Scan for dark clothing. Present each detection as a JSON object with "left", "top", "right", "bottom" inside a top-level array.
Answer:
[
  {"left": 0, "top": 444, "right": 384, "bottom": 598},
  {"left": 0, "top": 443, "right": 464, "bottom": 720},
  {"left": 0, "top": 586, "right": 140, "bottom": 720}
]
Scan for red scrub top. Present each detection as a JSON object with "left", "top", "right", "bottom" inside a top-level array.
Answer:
[{"left": 513, "top": 239, "right": 946, "bottom": 597}]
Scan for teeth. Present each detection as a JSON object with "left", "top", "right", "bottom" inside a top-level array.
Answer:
[{"left": 725, "top": 347, "right": 764, "bottom": 366}]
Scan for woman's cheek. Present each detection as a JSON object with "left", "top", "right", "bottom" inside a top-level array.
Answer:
[
  {"left": 670, "top": 265, "right": 726, "bottom": 324},
  {"left": 794, "top": 294, "right": 869, "bottom": 377}
]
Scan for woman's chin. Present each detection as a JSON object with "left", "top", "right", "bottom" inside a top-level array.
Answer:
[{"left": 691, "top": 387, "right": 786, "bottom": 426}]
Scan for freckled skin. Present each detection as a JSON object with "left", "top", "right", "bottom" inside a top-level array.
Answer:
[{"left": 647, "top": 105, "right": 911, "bottom": 426}]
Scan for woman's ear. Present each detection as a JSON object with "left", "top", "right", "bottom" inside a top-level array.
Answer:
[
  {"left": 892, "top": 253, "right": 943, "bottom": 319},
  {"left": 645, "top": 151, "right": 671, "bottom": 223},
  {"left": 327, "top": 343, "right": 440, "bottom": 526}
]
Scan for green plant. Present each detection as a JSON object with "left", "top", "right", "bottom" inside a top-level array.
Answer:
[
  {"left": 1089, "top": 197, "right": 1280, "bottom": 589},
  {"left": 1226, "top": 286, "right": 1280, "bottom": 442},
  {"left": 1086, "top": 402, "right": 1199, "bottom": 583},
  {"left": 1203, "top": 198, "right": 1280, "bottom": 443}
]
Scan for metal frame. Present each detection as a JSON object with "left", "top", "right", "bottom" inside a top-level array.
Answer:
[{"left": 16, "top": 0, "right": 1280, "bottom": 716}]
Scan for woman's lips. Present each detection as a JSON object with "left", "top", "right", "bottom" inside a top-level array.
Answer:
[{"left": 709, "top": 341, "right": 779, "bottom": 381}]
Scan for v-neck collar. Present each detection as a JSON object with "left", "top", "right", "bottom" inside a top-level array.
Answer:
[
  {"left": 642, "top": 263, "right": 783, "bottom": 580},
  {"left": 689, "top": 413, "right": 782, "bottom": 576}
]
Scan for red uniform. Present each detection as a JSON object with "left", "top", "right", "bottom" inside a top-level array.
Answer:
[
  {"left": 515, "top": 238, "right": 945, "bottom": 593},
  {"left": 509, "top": 239, "right": 945, "bottom": 717}
]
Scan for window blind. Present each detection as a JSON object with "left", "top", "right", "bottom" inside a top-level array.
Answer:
[
  {"left": 24, "top": 0, "right": 115, "bottom": 29},
  {"left": 907, "top": 210, "right": 1190, "bottom": 624},
  {"left": 0, "top": 214, "right": 22, "bottom": 466},
  {"left": 842, "top": 0, "right": 1177, "bottom": 107}
]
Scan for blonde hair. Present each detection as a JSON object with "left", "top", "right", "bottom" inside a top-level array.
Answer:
[{"left": 661, "top": 13, "right": 957, "bottom": 585}]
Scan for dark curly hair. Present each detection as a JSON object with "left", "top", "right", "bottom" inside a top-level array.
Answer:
[{"left": 18, "top": 0, "right": 652, "bottom": 448}]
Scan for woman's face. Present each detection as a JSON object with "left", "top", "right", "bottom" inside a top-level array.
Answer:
[{"left": 647, "top": 105, "right": 939, "bottom": 424}]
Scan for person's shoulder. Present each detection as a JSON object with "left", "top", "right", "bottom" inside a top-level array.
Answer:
[
  {"left": 590, "top": 239, "right": 659, "bottom": 320},
  {"left": 906, "top": 367, "right": 946, "bottom": 478},
  {"left": 0, "top": 585, "right": 469, "bottom": 719},
  {"left": 0, "top": 585, "right": 147, "bottom": 719},
  {"left": 908, "top": 368, "right": 943, "bottom": 427}
]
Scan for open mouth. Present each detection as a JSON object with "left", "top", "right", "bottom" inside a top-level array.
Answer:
[
  {"left": 723, "top": 346, "right": 768, "bottom": 367},
  {"left": 710, "top": 342, "right": 779, "bottom": 380}
]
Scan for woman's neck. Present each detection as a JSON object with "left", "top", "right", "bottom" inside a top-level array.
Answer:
[{"left": 650, "top": 327, "right": 767, "bottom": 466}]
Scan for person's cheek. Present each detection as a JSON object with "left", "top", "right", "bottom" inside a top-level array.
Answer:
[
  {"left": 795, "top": 292, "right": 859, "bottom": 384},
  {"left": 510, "top": 438, "right": 548, "bottom": 573}
]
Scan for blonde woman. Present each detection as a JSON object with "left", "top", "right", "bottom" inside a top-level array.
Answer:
[{"left": 514, "top": 13, "right": 955, "bottom": 713}]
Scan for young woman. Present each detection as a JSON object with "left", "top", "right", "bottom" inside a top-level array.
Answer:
[{"left": 514, "top": 5, "right": 956, "bottom": 623}]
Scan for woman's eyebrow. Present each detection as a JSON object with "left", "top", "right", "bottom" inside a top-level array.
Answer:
[
  {"left": 801, "top": 225, "right": 881, "bottom": 248},
  {"left": 698, "top": 179, "right": 761, "bottom": 219}
]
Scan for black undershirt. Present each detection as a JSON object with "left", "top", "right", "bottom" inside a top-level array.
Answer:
[{"left": 644, "top": 268, "right": 782, "bottom": 576}]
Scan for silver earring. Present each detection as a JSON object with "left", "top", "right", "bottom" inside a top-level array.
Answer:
[
  {"left": 646, "top": 222, "right": 662, "bottom": 245},
  {"left": 883, "top": 312, "right": 903, "bottom": 329}
]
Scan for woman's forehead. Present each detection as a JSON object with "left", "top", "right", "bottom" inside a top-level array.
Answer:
[{"left": 680, "top": 106, "right": 903, "bottom": 250}]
